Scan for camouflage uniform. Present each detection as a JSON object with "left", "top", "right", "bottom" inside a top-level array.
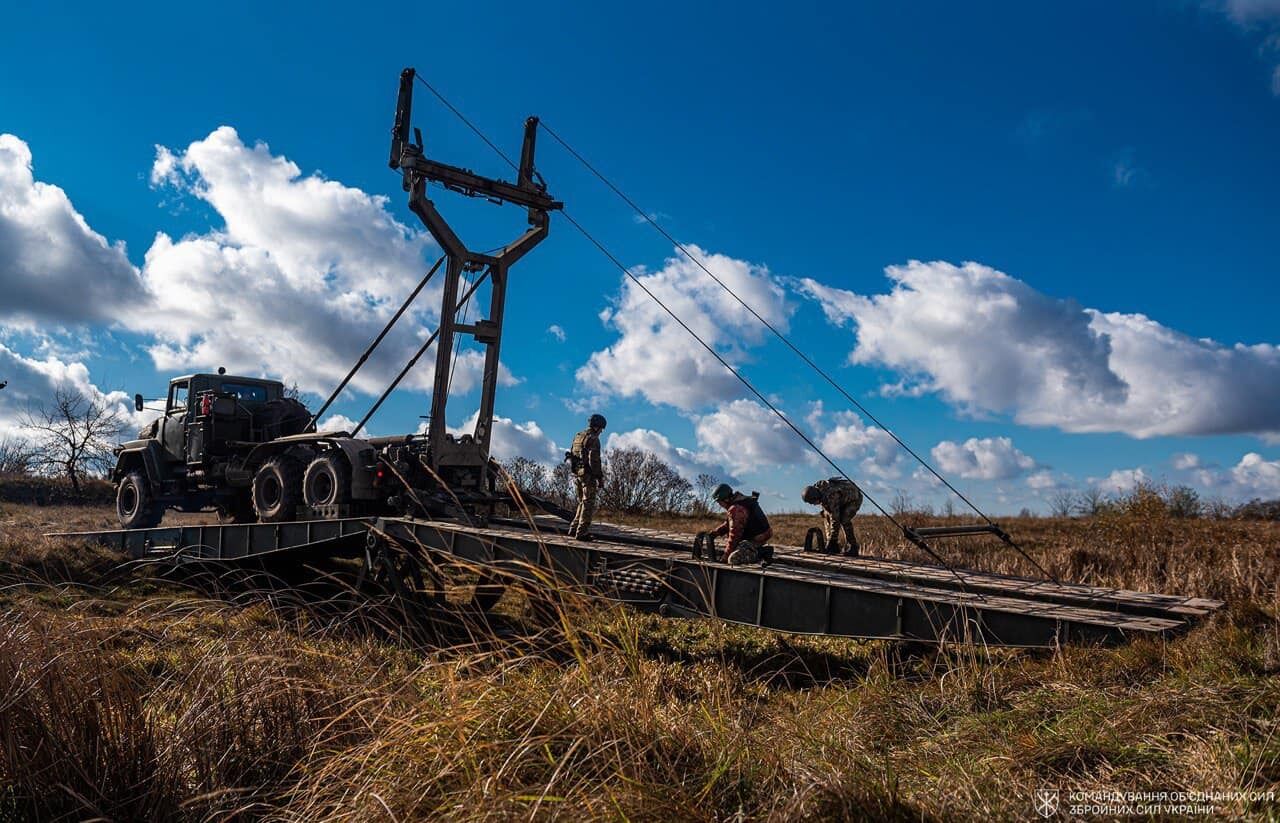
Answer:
[
  {"left": 568, "top": 426, "right": 603, "bottom": 537},
  {"left": 811, "top": 477, "right": 863, "bottom": 554}
]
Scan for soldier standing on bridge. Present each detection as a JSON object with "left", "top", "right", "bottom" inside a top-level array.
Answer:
[
  {"left": 802, "top": 477, "right": 864, "bottom": 556},
  {"left": 567, "top": 414, "right": 607, "bottom": 540}
]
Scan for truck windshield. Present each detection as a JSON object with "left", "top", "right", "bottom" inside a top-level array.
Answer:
[{"left": 220, "top": 382, "right": 270, "bottom": 404}]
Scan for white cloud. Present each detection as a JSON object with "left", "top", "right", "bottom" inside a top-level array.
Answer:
[
  {"left": 815, "top": 408, "right": 903, "bottom": 479},
  {"left": 796, "top": 260, "right": 1280, "bottom": 439},
  {"left": 692, "top": 399, "right": 808, "bottom": 476},
  {"left": 931, "top": 436, "right": 1037, "bottom": 480},
  {"left": 1187, "top": 451, "right": 1280, "bottom": 500},
  {"left": 0, "top": 342, "right": 149, "bottom": 441},
  {"left": 0, "top": 134, "right": 146, "bottom": 326},
  {"left": 1025, "top": 469, "right": 1063, "bottom": 491},
  {"left": 547, "top": 324, "right": 566, "bottom": 342},
  {"left": 1092, "top": 467, "right": 1150, "bottom": 494},
  {"left": 128, "top": 127, "right": 458, "bottom": 396},
  {"left": 605, "top": 427, "right": 729, "bottom": 483},
  {"left": 1172, "top": 452, "right": 1202, "bottom": 471},
  {"left": 1229, "top": 452, "right": 1280, "bottom": 497},
  {"left": 316, "top": 413, "right": 360, "bottom": 434},
  {"left": 577, "top": 245, "right": 793, "bottom": 410},
  {"left": 451, "top": 409, "right": 561, "bottom": 464}
]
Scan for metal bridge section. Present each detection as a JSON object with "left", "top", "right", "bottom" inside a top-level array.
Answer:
[{"left": 51, "top": 516, "right": 1221, "bottom": 649}]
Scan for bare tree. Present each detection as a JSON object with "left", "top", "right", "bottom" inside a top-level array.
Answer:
[
  {"left": 0, "top": 436, "right": 35, "bottom": 475},
  {"left": 547, "top": 461, "right": 574, "bottom": 508},
  {"left": 692, "top": 473, "right": 718, "bottom": 516},
  {"left": 599, "top": 447, "right": 694, "bottom": 515},
  {"left": 21, "top": 388, "right": 125, "bottom": 495},
  {"left": 1048, "top": 489, "right": 1076, "bottom": 518},
  {"left": 1075, "top": 486, "right": 1109, "bottom": 517}
]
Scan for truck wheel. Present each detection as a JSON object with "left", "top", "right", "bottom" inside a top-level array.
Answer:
[
  {"left": 252, "top": 457, "right": 304, "bottom": 522},
  {"left": 117, "top": 471, "right": 163, "bottom": 529},
  {"left": 216, "top": 494, "right": 255, "bottom": 524},
  {"left": 303, "top": 453, "right": 352, "bottom": 510}
]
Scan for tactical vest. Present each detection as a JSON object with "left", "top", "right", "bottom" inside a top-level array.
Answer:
[
  {"left": 569, "top": 429, "right": 597, "bottom": 472},
  {"left": 736, "top": 494, "right": 771, "bottom": 538}
]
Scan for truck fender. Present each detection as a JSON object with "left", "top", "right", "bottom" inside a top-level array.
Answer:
[
  {"left": 112, "top": 441, "right": 167, "bottom": 491},
  {"left": 325, "top": 438, "right": 379, "bottom": 501}
]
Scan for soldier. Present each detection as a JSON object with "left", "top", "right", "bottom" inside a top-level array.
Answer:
[
  {"left": 802, "top": 477, "right": 864, "bottom": 556},
  {"left": 566, "top": 413, "right": 606, "bottom": 540},
  {"left": 709, "top": 483, "right": 774, "bottom": 565}
]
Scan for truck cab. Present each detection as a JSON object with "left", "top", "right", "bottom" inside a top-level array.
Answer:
[
  {"left": 113, "top": 371, "right": 307, "bottom": 528},
  {"left": 155, "top": 373, "right": 285, "bottom": 465}
]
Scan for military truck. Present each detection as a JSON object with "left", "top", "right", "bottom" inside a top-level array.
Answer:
[
  {"left": 112, "top": 370, "right": 380, "bottom": 528},
  {"left": 112, "top": 369, "right": 506, "bottom": 529}
]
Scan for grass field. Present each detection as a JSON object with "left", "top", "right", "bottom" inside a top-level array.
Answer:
[{"left": 1, "top": 498, "right": 1278, "bottom": 820}]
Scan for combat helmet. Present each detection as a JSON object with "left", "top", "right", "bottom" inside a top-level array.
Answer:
[
  {"left": 712, "top": 483, "right": 734, "bottom": 503},
  {"left": 588, "top": 413, "right": 607, "bottom": 430},
  {"left": 801, "top": 485, "right": 822, "bottom": 504}
]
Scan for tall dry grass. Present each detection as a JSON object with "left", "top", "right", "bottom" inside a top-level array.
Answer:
[{"left": 0, "top": 500, "right": 1278, "bottom": 820}]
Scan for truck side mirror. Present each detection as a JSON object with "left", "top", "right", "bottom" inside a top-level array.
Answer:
[{"left": 134, "top": 393, "right": 144, "bottom": 413}]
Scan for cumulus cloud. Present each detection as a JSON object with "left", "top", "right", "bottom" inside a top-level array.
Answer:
[
  {"left": 1178, "top": 450, "right": 1280, "bottom": 500},
  {"left": 316, "top": 413, "right": 361, "bottom": 434},
  {"left": 1092, "top": 467, "right": 1151, "bottom": 494},
  {"left": 128, "top": 127, "right": 462, "bottom": 396},
  {"left": 812, "top": 404, "right": 904, "bottom": 479},
  {"left": 605, "top": 427, "right": 730, "bottom": 483},
  {"left": 0, "top": 342, "right": 150, "bottom": 439},
  {"left": 0, "top": 134, "right": 146, "bottom": 325},
  {"left": 692, "top": 399, "right": 808, "bottom": 476},
  {"left": 1227, "top": 452, "right": 1280, "bottom": 497},
  {"left": 931, "top": 436, "right": 1037, "bottom": 480},
  {"left": 451, "top": 409, "right": 561, "bottom": 464},
  {"left": 796, "top": 260, "right": 1280, "bottom": 439},
  {"left": 577, "top": 246, "right": 793, "bottom": 410}
]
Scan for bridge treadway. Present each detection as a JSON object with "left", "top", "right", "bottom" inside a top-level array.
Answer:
[{"left": 48, "top": 514, "right": 1223, "bottom": 649}]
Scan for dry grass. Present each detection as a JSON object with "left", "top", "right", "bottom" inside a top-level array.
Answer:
[{"left": 1, "top": 499, "right": 1278, "bottom": 821}]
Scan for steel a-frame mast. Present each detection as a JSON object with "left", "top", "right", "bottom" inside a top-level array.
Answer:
[{"left": 388, "top": 67, "right": 561, "bottom": 488}]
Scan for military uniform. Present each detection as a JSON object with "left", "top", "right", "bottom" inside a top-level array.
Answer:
[
  {"left": 810, "top": 477, "right": 863, "bottom": 554},
  {"left": 711, "top": 489, "right": 773, "bottom": 565},
  {"left": 568, "top": 425, "right": 603, "bottom": 538}
]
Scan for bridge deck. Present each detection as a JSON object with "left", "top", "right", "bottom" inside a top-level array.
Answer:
[{"left": 48, "top": 514, "right": 1223, "bottom": 649}]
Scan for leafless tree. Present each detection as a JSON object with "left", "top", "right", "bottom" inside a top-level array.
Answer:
[
  {"left": 21, "top": 388, "right": 126, "bottom": 495},
  {"left": 1048, "top": 489, "right": 1076, "bottom": 518},
  {"left": 1075, "top": 486, "right": 1110, "bottom": 517},
  {"left": 0, "top": 435, "right": 35, "bottom": 475},
  {"left": 599, "top": 447, "right": 694, "bottom": 514},
  {"left": 547, "top": 461, "right": 574, "bottom": 508},
  {"left": 691, "top": 473, "right": 718, "bottom": 516}
]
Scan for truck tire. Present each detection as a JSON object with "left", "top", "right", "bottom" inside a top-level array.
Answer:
[
  {"left": 252, "top": 456, "right": 304, "bottom": 522},
  {"left": 303, "top": 453, "right": 352, "bottom": 510},
  {"left": 216, "top": 494, "right": 255, "bottom": 524},
  {"left": 117, "top": 471, "right": 163, "bottom": 529}
]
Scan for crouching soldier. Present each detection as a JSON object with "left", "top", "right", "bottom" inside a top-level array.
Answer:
[
  {"left": 566, "top": 413, "right": 607, "bottom": 540},
  {"left": 710, "top": 483, "right": 773, "bottom": 565},
  {"left": 801, "top": 477, "right": 864, "bottom": 556}
]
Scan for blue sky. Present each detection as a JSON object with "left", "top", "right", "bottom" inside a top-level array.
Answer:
[{"left": 1, "top": 0, "right": 1278, "bottom": 513}]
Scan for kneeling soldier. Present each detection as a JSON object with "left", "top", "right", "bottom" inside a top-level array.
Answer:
[
  {"left": 710, "top": 483, "right": 773, "bottom": 565},
  {"left": 801, "top": 477, "right": 864, "bottom": 556},
  {"left": 567, "top": 413, "right": 607, "bottom": 540}
]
